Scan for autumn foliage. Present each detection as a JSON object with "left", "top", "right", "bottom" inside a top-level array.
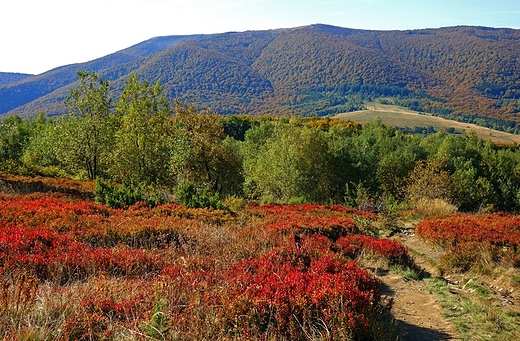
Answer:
[
  {"left": 0, "top": 193, "right": 405, "bottom": 339},
  {"left": 416, "top": 213, "right": 520, "bottom": 272}
]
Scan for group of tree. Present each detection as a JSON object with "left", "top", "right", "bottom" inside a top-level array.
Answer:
[{"left": 2, "top": 71, "right": 520, "bottom": 212}]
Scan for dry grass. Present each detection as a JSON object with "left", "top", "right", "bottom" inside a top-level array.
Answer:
[
  {"left": 412, "top": 198, "right": 458, "bottom": 217},
  {"left": 336, "top": 103, "right": 520, "bottom": 145},
  {"left": 427, "top": 276, "right": 520, "bottom": 340}
]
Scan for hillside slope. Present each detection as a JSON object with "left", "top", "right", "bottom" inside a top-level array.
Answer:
[
  {"left": 2, "top": 25, "right": 519, "bottom": 120},
  {"left": 0, "top": 72, "right": 33, "bottom": 86},
  {"left": 337, "top": 103, "right": 520, "bottom": 145},
  {"left": 0, "top": 34, "right": 210, "bottom": 116}
]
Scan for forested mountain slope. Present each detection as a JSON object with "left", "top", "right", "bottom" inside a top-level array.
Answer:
[
  {"left": 0, "top": 72, "right": 33, "bottom": 86},
  {"left": 1, "top": 24, "right": 519, "bottom": 120},
  {"left": 0, "top": 34, "right": 210, "bottom": 116}
]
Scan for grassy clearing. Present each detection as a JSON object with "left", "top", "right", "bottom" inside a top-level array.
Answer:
[
  {"left": 427, "top": 277, "right": 520, "bottom": 340},
  {"left": 336, "top": 103, "right": 520, "bottom": 145}
]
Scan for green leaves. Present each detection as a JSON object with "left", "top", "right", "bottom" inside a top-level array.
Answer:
[
  {"left": 170, "top": 102, "right": 243, "bottom": 195},
  {"left": 242, "top": 122, "right": 331, "bottom": 203},
  {"left": 62, "top": 70, "right": 113, "bottom": 180},
  {"left": 111, "top": 74, "right": 172, "bottom": 184},
  {"left": 175, "top": 181, "right": 223, "bottom": 209}
]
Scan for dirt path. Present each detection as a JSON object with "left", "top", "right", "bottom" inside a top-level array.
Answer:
[
  {"left": 376, "top": 231, "right": 462, "bottom": 340},
  {"left": 379, "top": 273, "right": 460, "bottom": 340}
]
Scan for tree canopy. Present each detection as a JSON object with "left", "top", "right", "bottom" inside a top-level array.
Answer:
[{"left": 3, "top": 71, "right": 520, "bottom": 213}]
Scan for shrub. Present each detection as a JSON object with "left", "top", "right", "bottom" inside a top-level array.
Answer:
[
  {"left": 336, "top": 234, "right": 411, "bottom": 266},
  {"left": 224, "top": 237, "right": 382, "bottom": 340},
  {"left": 0, "top": 222, "right": 167, "bottom": 282},
  {"left": 416, "top": 213, "right": 520, "bottom": 272},
  {"left": 175, "top": 181, "right": 223, "bottom": 209},
  {"left": 94, "top": 179, "right": 165, "bottom": 208},
  {"left": 413, "top": 198, "right": 458, "bottom": 217},
  {"left": 0, "top": 196, "right": 403, "bottom": 339},
  {"left": 222, "top": 195, "right": 247, "bottom": 212}
]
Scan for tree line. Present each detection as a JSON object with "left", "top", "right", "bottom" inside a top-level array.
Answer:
[{"left": 2, "top": 71, "right": 520, "bottom": 212}]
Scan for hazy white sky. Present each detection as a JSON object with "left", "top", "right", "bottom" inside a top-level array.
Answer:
[{"left": 1, "top": 0, "right": 519, "bottom": 74}]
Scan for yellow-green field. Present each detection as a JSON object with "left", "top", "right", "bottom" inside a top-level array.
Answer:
[{"left": 336, "top": 103, "right": 520, "bottom": 145}]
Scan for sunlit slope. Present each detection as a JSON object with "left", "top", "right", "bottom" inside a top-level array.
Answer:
[{"left": 336, "top": 103, "right": 520, "bottom": 145}]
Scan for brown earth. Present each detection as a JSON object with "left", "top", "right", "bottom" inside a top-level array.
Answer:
[
  {"left": 380, "top": 231, "right": 461, "bottom": 340},
  {"left": 371, "top": 225, "right": 461, "bottom": 340},
  {"left": 380, "top": 272, "right": 460, "bottom": 340},
  {"left": 376, "top": 224, "right": 520, "bottom": 340}
]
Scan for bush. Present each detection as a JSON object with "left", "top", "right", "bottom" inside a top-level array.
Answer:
[
  {"left": 94, "top": 180, "right": 165, "bottom": 208},
  {"left": 175, "top": 181, "right": 223, "bottom": 209},
  {"left": 224, "top": 238, "right": 382, "bottom": 340},
  {"left": 222, "top": 195, "right": 247, "bottom": 212},
  {"left": 413, "top": 198, "right": 458, "bottom": 217}
]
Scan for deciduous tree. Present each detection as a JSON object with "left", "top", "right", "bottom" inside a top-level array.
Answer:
[
  {"left": 170, "top": 102, "right": 243, "bottom": 195},
  {"left": 111, "top": 74, "right": 172, "bottom": 184},
  {"left": 62, "top": 70, "right": 113, "bottom": 180}
]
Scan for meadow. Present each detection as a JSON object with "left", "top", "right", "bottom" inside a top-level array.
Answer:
[
  {"left": 0, "top": 180, "right": 409, "bottom": 340},
  {"left": 336, "top": 103, "right": 520, "bottom": 145},
  {"left": 1, "top": 177, "right": 520, "bottom": 340}
]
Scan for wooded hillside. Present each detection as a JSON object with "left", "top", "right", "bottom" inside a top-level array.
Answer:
[{"left": 1, "top": 25, "right": 519, "bottom": 122}]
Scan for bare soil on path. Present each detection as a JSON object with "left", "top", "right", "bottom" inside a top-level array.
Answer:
[
  {"left": 380, "top": 272, "right": 460, "bottom": 340},
  {"left": 374, "top": 229, "right": 462, "bottom": 340}
]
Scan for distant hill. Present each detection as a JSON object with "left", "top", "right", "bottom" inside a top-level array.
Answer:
[
  {"left": 0, "top": 34, "right": 211, "bottom": 116},
  {"left": 1, "top": 24, "right": 519, "bottom": 122},
  {"left": 0, "top": 72, "right": 33, "bottom": 86}
]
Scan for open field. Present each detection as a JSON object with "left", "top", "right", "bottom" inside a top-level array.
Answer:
[
  {"left": 336, "top": 103, "right": 520, "bottom": 145},
  {"left": 2, "top": 177, "right": 520, "bottom": 339}
]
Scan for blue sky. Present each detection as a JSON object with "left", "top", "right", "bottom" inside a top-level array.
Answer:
[{"left": 1, "top": 0, "right": 519, "bottom": 74}]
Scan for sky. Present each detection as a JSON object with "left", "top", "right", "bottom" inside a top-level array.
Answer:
[{"left": 1, "top": 0, "right": 519, "bottom": 75}]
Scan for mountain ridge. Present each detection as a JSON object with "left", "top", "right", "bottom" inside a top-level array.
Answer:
[{"left": 1, "top": 24, "right": 519, "bottom": 121}]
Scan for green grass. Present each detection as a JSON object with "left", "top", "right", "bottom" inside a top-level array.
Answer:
[
  {"left": 336, "top": 103, "right": 520, "bottom": 145},
  {"left": 391, "top": 265, "right": 421, "bottom": 281},
  {"left": 426, "top": 277, "right": 520, "bottom": 340}
]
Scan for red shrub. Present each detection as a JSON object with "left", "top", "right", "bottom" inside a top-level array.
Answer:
[
  {"left": 0, "top": 195, "right": 400, "bottom": 339},
  {"left": 247, "top": 203, "right": 359, "bottom": 240},
  {"left": 416, "top": 213, "right": 520, "bottom": 249},
  {"left": 416, "top": 213, "right": 520, "bottom": 270},
  {"left": 224, "top": 237, "right": 381, "bottom": 340},
  {"left": 336, "top": 234, "right": 410, "bottom": 265},
  {"left": 0, "top": 221, "right": 166, "bottom": 281}
]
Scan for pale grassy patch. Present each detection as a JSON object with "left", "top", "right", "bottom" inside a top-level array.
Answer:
[{"left": 413, "top": 198, "right": 458, "bottom": 217}]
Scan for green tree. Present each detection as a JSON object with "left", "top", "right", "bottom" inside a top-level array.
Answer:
[
  {"left": 451, "top": 157, "right": 496, "bottom": 211},
  {"left": 170, "top": 102, "right": 243, "bottom": 196},
  {"left": 0, "top": 115, "right": 29, "bottom": 162},
  {"left": 22, "top": 114, "right": 64, "bottom": 174},
  {"left": 223, "top": 114, "right": 256, "bottom": 141},
  {"left": 61, "top": 70, "right": 113, "bottom": 180},
  {"left": 348, "top": 118, "right": 407, "bottom": 195},
  {"left": 324, "top": 123, "right": 359, "bottom": 203},
  {"left": 492, "top": 148, "right": 520, "bottom": 211},
  {"left": 111, "top": 74, "right": 172, "bottom": 184},
  {"left": 240, "top": 119, "right": 276, "bottom": 197},
  {"left": 242, "top": 122, "right": 330, "bottom": 203},
  {"left": 376, "top": 135, "right": 424, "bottom": 199}
]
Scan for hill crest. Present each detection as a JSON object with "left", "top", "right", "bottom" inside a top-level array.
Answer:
[{"left": 1, "top": 24, "right": 519, "bottom": 122}]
